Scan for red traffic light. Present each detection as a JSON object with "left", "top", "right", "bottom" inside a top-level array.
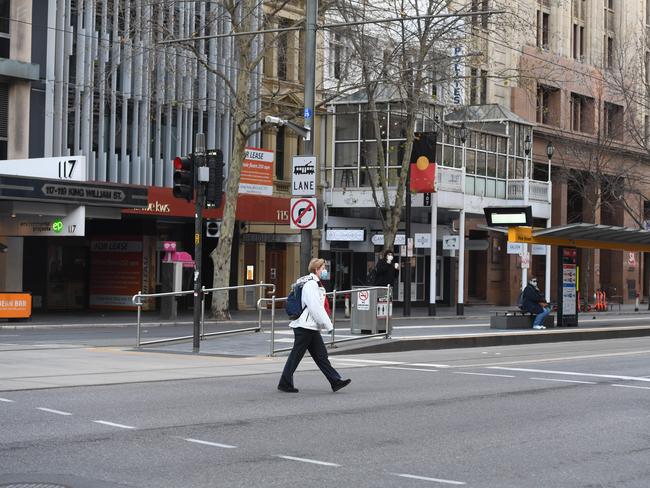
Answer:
[{"left": 174, "top": 157, "right": 183, "bottom": 170}]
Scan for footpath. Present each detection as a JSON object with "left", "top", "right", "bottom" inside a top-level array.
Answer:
[{"left": 3, "top": 304, "right": 650, "bottom": 392}]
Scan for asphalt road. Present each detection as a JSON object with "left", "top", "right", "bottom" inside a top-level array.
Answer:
[{"left": 2, "top": 338, "right": 650, "bottom": 487}]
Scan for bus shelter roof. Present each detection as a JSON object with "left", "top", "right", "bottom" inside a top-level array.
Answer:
[{"left": 502, "top": 223, "right": 650, "bottom": 252}]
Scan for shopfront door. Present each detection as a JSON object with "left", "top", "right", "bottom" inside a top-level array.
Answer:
[{"left": 265, "top": 244, "right": 287, "bottom": 301}]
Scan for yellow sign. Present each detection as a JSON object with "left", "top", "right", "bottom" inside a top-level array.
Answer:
[
  {"left": 195, "top": 233, "right": 200, "bottom": 245},
  {"left": 508, "top": 226, "right": 534, "bottom": 243}
]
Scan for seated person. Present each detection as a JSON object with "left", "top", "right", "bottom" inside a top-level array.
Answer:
[{"left": 521, "top": 277, "right": 551, "bottom": 330}]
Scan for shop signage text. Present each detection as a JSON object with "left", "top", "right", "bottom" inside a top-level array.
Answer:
[{"left": 0, "top": 155, "right": 87, "bottom": 181}]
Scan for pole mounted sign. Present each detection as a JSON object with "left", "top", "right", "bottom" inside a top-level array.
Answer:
[
  {"left": 290, "top": 197, "right": 317, "bottom": 230},
  {"left": 292, "top": 156, "right": 316, "bottom": 196}
]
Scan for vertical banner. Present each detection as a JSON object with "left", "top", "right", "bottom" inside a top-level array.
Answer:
[{"left": 89, "top": 238, "right": 144, "bottom": 310}]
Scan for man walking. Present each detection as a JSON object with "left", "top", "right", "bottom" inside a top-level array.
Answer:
[{"left": 278, "top": 258, "right": 351, "bottom": 393}]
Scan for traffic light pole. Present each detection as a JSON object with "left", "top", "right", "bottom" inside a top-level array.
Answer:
[
  {"left": 193, "top": 135, "right": 206, "bottom": 353},
  {"left": 300, "top": 0, "right": 317, "bottom": 275}
]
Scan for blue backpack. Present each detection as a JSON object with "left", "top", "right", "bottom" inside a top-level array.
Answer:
[{"left": 286, "top": 278, "right": 313, "bottom": 319}]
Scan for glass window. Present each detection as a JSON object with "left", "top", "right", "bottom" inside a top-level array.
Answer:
[
  {"left": 0, "top": 1, "right": 8, "bottom": 34},
  {"left": 497, "top": 155, "right": 507, "bottom": 178},
  {"left": 335, "top": 106, "right": 358, "bottom": 140},
  {"left": 361, "top": 106, "right": 388, "bottom": 140},
  {"left": 454, "top": 147, "right": 463, "bottom": 168},
  {"left": 389, "top": 111, "right": 407, "bottom": 138},
  {"left": 443, "top": 145, "right": 454, "bottom": 167},
  {"left": 361, "top": 141, "right": 380, "bottom": 166},
  {"left": 496, "top": 180, "right": 506, "bottom": 198},
  {"left": 465, "top": 175, "right": 475, "bottom": 195},
  {"left": 487, "top": 152, "right": 496, "bottom": 177},
  {"left": 476, "top": 152, "right": 487, "bottom": 175},
  {"left": 388, "top": 141, "right": 403, "bottom": 165},
  {"left": 334, "top": 142, "right": 357, "bottom": 167},
  {"left": 486, "top": 179, "right": 496, "bottom": 197},
  {"left": 475, "top": 177, "right": 486, "bottom": 196},
  {"left": 336, "top": 168, "right": 357, "bottom": 187},
  {"left": 435, "top": 143, "right": 442, "bottom": 166},
  {"left": 466, "top": 150, "right": 476, "bottom": 174}
]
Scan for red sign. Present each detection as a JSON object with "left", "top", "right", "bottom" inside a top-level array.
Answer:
[
  {"left": 290, "top": 198, "right": 317, "bottom": 229},
  {"left": 240, "top": 147, "right": 274, "bottom": 196},
  {"left": 123, "top": 187, "right": 290, "bottom": 224}
]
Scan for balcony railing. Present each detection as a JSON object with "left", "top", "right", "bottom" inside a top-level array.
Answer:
[{"left": 507, "top": 179, "right": 550, "bottom": 202}]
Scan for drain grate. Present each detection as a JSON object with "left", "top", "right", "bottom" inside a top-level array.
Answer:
[{"left": 0, "top": 484, "right": 69, "bottom": 488}]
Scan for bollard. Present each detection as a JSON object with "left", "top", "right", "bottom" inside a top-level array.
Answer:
[
  {"left": 635, "top": 292, "right": 639, "bottom": 312},
  {"left": 344, "top": 293, "right": 350, "bottom": 318}
]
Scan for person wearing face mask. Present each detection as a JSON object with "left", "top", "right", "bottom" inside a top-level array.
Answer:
[
  {"left": 278, "top": 258, "right": 351, "bottom": 393},
  {"left": 374, "top": 250, "right": 399, "bottom": 287},
  {"left": 521, "top": 276, "right": 551, "bottom": 330}
]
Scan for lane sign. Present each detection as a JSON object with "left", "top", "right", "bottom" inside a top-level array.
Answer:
[
  {"left": 290, "top": 198, "right": 317, "bottom": 230},
  {"left": 292, "top": 156, "right": 316, "bottom": 196}
]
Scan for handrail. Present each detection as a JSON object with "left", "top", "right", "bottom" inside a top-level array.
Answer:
[
  {"left": 262, "top": 285, "right": 392, "bottom": 356},
  {"left": 132, "top": 282, "right": 275, "bottom": 347}
]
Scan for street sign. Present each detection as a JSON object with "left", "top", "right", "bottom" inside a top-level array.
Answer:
[
  {"left": 507, "top": 242, "right": 524, "bottom": 254},
  {"left": 292, "top": 156, "right": 316, "bottom": 196},
  {"left": 371, "top": 234, "right": 406, "bottom": 246},
  {"left": 357, "top": 290, "right": 370, "bottom": 311},
  {"left": 442, "top": 235, "right": 459, "bottom": 250},
  {"left": 414, "top": 233, "right": 431, "bottom": 248},
  {"left": 290, "top": 197, "right": 317, "bottom": 230}
]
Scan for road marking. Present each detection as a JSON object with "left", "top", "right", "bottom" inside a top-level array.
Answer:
[
  {"left": 489, "top": 367, "right": 650, "bottom": 383},
  {"left": 390, "top": 473, "right": 466, "bottom": 485},
  {"left": 383, "top": 366, "right": 439, "bottom": 373},
  {"left": 37, "top": 407, "right": 72, "bottom": 416},
  {"left": 330, "top": 358, "right": 404, "bottom": 365},
  {"left": 409, "top": 363, "right": 451, "bottom": 368},
  {"left": 277, "top": 455, "right": 340, "bottom": 467},
  {"left": 184, "top": 438, "right": 236, "bottom": 449},
  {"left": 529, "top": 377, "right": 596, "bottom": 385},
  {"left": 93, "top": 420, "right": 136, "bottom": 429},
  {"left": 612, "top": 384, "right": 650, "bottom": 391},
  {"left": 454, "top": 372, "right": 515, "bottom": 378},
  {"left": 0, "top": 397, "right": 14, "bottom": 402}
]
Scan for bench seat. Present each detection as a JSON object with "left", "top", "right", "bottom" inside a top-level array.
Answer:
[{"left": 490, "top": 309, "right": 555, "bottom": 329}]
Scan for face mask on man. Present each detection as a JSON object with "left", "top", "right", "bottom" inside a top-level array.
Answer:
[{"left": 386, "top": 255, "right": 393, "bottom": 263}]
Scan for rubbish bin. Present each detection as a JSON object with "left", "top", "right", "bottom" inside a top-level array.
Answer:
[{"left": 351, "top": 287, "right": 391, "bottom": 334}]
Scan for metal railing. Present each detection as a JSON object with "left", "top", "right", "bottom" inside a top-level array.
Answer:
[
  {"left": 261, "top": 285, "right": 392, "bottom": 356},
  {"left": 132, "top": 283, "right": 275, "bottom": 347}
]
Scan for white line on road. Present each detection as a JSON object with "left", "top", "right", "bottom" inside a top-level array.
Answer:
[
  {"left": 489, "top": 367, "right": 650, "bottom": 383},
  {"left": 277, "top": 455, "right": 340, "bottom": 467},
  {"left": 93, "top": 420, "right": 136, "bottom": 429},
  {"left": 453, "top": 372, "right": 515, "bottom": 378},
  {"left": 184, "top": 438, "right": 237, "bottom": 449},
  {"left": 37, "top": 407, "right": 72, "bottom": 416},
  {"left": 330, "top": 358, "right": 404, "bottom": 365},
  {"left": 529, "top": 377, "right": 596, "bottom": 385},
  {"left": 383, "top": 366, "right": 439, "bottom": 372},
  {"left": 0, "top": 397, "right": 14, "bottom": 402},
  {"left": 612, "top": 384, "right": 650, "bottom": 391},
  {"left": 409, "top": 363, "right": 451, "bottom": 368},
  {"left": 390, "top": 473, "right": 466, "bottom": 485}
]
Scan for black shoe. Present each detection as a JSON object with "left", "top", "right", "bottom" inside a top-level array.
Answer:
[
  {"left": 278, "top": 384, "right": 299, "bottom": 393},
  {"left": 332, "top": 379, "right": 351, "bottom": 392}
]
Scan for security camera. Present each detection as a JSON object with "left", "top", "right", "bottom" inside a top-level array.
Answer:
[{"left": 264, "top": 115, "right": 285, "bottom": 126}]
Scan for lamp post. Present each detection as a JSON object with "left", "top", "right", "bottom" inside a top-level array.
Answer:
[
  {"left": 522, "top": 133, "right": 531, "bottom": 290},
  {"left": 545, "top": 141, "right": 554, "bottom": 302},
  {"left": 457, "top": 123, "right": 467, "bottom": 316}
]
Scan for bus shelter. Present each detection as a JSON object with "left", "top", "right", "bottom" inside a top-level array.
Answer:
[{"left": 506, "top": 223, "right": 650, "bottom": 326}]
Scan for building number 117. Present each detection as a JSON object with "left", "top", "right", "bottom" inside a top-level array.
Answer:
[{"left": 58, "top": 160, "right": 76, "bottom": 179}]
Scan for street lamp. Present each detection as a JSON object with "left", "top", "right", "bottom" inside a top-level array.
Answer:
[
  {"left": 521, "top": 132, "right": 532, "bottom": 292},
  {"left": 457, "top": 123, "right": 467, "bottom": 316},
  {"left": 545, "top": 140, "right": 554, "bottom": 302}
]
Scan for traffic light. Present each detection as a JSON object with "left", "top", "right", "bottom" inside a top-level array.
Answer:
[
  {"left": 205, "top": 149, "right": 224, "bottom": 207},
  {"left": 172, "top": 155, "right": 195, "bottom": 201}
]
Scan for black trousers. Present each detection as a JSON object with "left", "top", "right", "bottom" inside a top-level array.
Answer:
[{"left": 279, "top": 327, "right": 342, "bottom": 388}]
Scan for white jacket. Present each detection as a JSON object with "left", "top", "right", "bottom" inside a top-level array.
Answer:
[{"left": 289, "top": 273, "right": 333, "bottom": 332}]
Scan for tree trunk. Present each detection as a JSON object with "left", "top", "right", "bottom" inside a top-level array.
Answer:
[{"left": 209, "top": 8, "right": 254, "bottom": 320}]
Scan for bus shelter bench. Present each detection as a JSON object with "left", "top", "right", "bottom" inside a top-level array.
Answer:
[{"left": 490, "top": 309, "right": 554, "bottom": 329}]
